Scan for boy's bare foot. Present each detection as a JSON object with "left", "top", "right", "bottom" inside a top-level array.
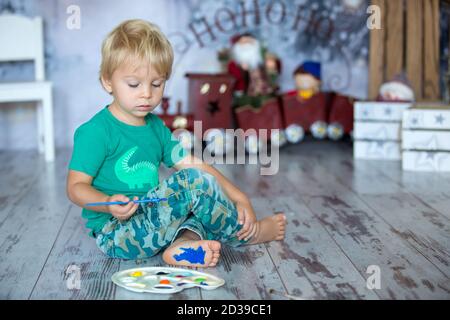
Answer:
[
  {"left": 162, "top": 240, "right": 221, "bottom": 268},
  {"left": 248, "top": 212, "right": 286, "bottom": 245}
]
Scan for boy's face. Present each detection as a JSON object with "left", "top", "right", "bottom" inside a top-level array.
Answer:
[{"left": 102, "top": 60, "right": 166, "bottom": 124}]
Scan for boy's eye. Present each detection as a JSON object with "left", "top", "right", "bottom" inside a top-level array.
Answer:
[
  {"left": 128, "top": 83, "right": 139, "bottom": 88},
  {"left": 152, "top": 83, "right": 162, "bottom": 88}
]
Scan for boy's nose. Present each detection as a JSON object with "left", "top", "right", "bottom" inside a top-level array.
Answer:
[{"left": 142, "top": 86, "right": 152, "bottom": 98}]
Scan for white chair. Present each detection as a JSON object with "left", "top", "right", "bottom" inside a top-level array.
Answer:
[{"left": 0, "top": 14, "right": 55, "bottom": 162}]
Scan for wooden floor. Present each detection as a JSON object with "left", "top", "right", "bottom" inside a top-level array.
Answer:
[{"left": 1, "top": 139, "right": 450, "bottom": 300}]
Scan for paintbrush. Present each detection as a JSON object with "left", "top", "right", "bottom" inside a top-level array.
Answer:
[
  {"left": 86, "top": 198, "right": 167, "bottom": 206},
  {"left": 268, "top": 288, "right": 305, "bottom": 300}
]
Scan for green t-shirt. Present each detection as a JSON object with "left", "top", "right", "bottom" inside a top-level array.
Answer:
[{"left": 69, "top": 106, "right": 188, "bottom": 238}]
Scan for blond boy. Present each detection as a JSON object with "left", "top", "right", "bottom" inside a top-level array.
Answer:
[{"left": 67, "top": 19, "right": 286, "bottom": 267}]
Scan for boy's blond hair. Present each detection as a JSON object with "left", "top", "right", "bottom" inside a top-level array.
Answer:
[{"left": 100, "top": 19, "right": 174, "bottom": 81}]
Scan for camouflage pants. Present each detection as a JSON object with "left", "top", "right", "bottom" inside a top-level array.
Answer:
[{"left": 95, "top": 168, "right": 247, "bottom": 259}]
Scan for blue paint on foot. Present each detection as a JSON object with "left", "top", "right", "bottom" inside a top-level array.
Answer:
[{"left": 173, "top": 246, "right": 206, "bottom": 264}]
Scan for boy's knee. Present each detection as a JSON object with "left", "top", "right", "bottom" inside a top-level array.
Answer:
[{"left": 180, "top": 168, "right": 218, "bottom": 189}]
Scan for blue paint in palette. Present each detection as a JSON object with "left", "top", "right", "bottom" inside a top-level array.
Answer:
[{"left": 173, "top": 246, "right": 206, "bottom": 264}]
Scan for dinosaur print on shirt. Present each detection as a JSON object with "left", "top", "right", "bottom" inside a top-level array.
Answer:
[{"left": 114, "top": 146, "right": 158, "bottom": 189}]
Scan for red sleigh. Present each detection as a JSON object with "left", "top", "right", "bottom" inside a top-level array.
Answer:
[
  {"left": 281, "top": 91, "right": 354, "bottom": 142},
  {"left": 326, "top": 92, "right": 354, "bottom": 140},
  {"left": 280, "top": 91, "right": 330, "bottom": 143},
  {"left": 179, "top": 73, "right": 355, "bottom": 154},
  {"left": 233, "top": 97, "right": 286, "bottom": 153}
]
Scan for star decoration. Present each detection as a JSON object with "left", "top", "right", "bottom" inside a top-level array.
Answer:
[
  {"left": 435, "top": 114, "right": 445, "bottom": 125},
  {"left": 206, "top": 101, "right": 220, "bottom": 116},
  {"left": 426, "top": 152, "right": 435, "bottom": 160},
  {"left": 364, "top": 125, "right": 399, "bottom": 158},
  {"left": 367, "top": 125, "right": 389, "bottom": 141},
  {"left": 410, "top": 134, "right": 439, "bottom": 151},
  {"left": 414, "top": 151, "right": 440, "bottom": 171},
  {"left": 405, "top": 112, "right": 424, "bottom": 128},
  {"left": 366, "top": 140, "right": 398, "bottom": 158}
]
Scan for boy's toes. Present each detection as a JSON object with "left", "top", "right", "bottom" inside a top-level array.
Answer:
[
  {"left": 210, "top": 241, "right": 221, "bottom": 252},
  {"left": 209, "top": 250, "right": 221, "bottom": 267},
  {"left": 209, "top": 257, "right": 219, "bottom": 267},
  {"left": 278, "top": 226, "right": 286, "bottom": 239},
  {"left": 276, "top": 233, "right": 285, "bottom": 240},
  {"left": 162, "top": 240, "right": 221, "bottom": 268}
]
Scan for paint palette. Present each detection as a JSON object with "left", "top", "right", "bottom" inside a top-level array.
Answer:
[{"left": 111, "top": 267, "right": 225, "bottom": 294}]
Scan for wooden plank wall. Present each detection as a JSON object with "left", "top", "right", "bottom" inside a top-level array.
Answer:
[
  {"left": 406, "top": 0, "right": 423, "bottom": 99},
  {"left": 423, "top": 0, "right": 441, "bottom": 100},
  {"left": 369, "top": 0, "right": 441, "bottom": 101},
  {"left": 385, "top": 0, "right": 404, "bottom": 81},
  {"left": 368, "top": 0, "right": 386, "bottom": 99}
]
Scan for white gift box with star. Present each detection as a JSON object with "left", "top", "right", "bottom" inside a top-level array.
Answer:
[
  {"left": 353, "top": 101, "right": 411, "bottom": 160},
  {"left": 402, "top": 104, "right": 450, "bottom": 172}
]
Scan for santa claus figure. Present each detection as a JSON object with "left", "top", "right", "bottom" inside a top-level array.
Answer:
[
  {"left": 378, "top": 74, "right": 415, "bottom": 102},
  {"left": 227, "top": 33, "right": 279, "bottom": 107}
]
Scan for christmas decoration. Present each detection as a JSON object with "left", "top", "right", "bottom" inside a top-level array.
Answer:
[
  {"left": 159, "top": 98, "right": 194, "bottom": 131},
  {"left": 159, "top": 97, "right": 197, "bottom": 151},
  {"left": 281, "top": 60, "right": 330, "bottom": 141},
  {"left": 185, "top": 73, "right": 235, "bottom": 132},
  {"left": 353, "top": 101, "right": 411, "bottom": 160},
  {"left": 219, "top": 33, "right": 285, "bottom": 153},
  {"left": 270, "top": 129, "right": 287, "bottom": 148},
  {"left": 234, "top": 97, "right": 286, "bottom": 153},
  {"left": 327, "top": 93, "right": 355, "bottom": 140},
  {"left": 292, "top": 61, "right": 321, "bottom": 100},
  {"left": 378, "top": 74, "right": 415, "bottom": 102},
  {"left": 402, "top": 103, "right": 450, "bottom": 172},
  {"left": 227, "top": 33, "right": 280, "bottom": 108},
  {"left": 285, "top": 124, "right": 305, "bottom": 144},
  {"left": 244, "top": 133, "right": 263, "bottom": 155}
]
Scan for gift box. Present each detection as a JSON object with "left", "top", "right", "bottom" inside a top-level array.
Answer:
[
  {"left": 354, "top": 140, "right": 402, "bottom": 160},
  {"left": 353, "top": 101, "right": 411, "bottom": 160},
  {"left": 402, "top": 103, "right": 450, "bottom": 171}
]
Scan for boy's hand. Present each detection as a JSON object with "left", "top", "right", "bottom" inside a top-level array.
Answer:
[
  {"left": 107, "top": 195, "right": 139, "bottom": 221},
  {"left": 236, "top": 200, "right": 257, "bottom": 241}
]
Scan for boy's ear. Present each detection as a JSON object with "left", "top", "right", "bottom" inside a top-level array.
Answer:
[{"left": 100, "top": 76, "right": 113, "bottom": 94}]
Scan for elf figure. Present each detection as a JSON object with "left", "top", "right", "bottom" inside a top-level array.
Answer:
[
  {"left": 292, "top": 61, "right": 322, "bottom": 100},
  {"left": 283, "top": 60, "right": 329, "bottom": 141}
]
